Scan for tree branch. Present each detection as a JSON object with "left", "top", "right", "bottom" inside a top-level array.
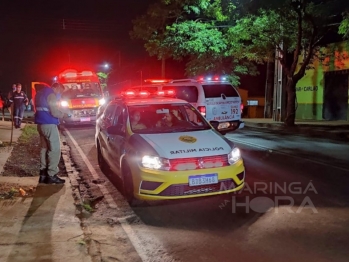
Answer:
[
  {"left": 290, "top": 2, "right": 303, "bottom": 75},
  {"left": 294, "top": 11, "right": 317, "bottom": 82}
]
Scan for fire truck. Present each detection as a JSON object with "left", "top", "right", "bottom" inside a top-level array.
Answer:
[{"left": 54, "top": 69, "right": 106, "bottom": 126}]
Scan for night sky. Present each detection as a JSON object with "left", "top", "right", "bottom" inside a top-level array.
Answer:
[
  {"left": 0, "top": 0, "right": 264, "bottom": 96},
  {"left": 0, "top": 0, "right": 179, "bottom": 93}
]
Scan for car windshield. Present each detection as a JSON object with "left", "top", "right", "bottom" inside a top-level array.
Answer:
[
  {"left": 128, "top": 103, "right": 211, "bottom": 134},
  {"left": 202, "top": 84, "right": 239, "bottom": 97},
  {"left": 61, "top": 82, "right": 102, "bottom": 99}
]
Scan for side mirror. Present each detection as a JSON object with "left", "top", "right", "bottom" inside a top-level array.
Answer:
[{"left": 107, "top": 125, "right": 124, "bottom": 136}]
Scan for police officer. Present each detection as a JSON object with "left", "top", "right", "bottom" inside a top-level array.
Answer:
[
  {"left": 35, "top": 83, "right": 69, "bottom": 184},
  {"left": 10, "top": 83, "right": 28, "bottom": 128}
]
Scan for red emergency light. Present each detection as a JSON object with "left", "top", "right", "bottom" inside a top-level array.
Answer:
[
  {"left": 122, "top": 89, "right": 175, "bottom": 98},
  {"left": 81, "top": 71, "right": 93, "bottom": 76},
  {"left": 144, "top": 79, "right": 172, "bottom": 84},
  {"left": 139, "top": 91, "right": 150, "bottom": 97},
  {"left": 57, "top": 69, "right": 99, "bottom": 83},
  {"left": 65, "top": 72, "right": 78, "bottom": 78},
  {"left": 197, "top": 75, "right": 228, "bottom": 82}
]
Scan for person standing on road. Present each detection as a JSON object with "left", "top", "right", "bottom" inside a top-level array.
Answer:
[
  {"left": 10, "top": 83, "right": 28, "bottom": 128},
  {"left": 6, "top": 84, "right": 16, "bottom": 116},
  {"left": 35, "top": 83, "right": 69, "bottom": 184}
]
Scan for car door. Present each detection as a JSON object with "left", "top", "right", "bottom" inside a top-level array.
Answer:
[
  {"left": 98, "top": 103, "right": 117, "bottom": 159},
  {"left": 105, "top": 104, "right": 127, "bottom": 176}
]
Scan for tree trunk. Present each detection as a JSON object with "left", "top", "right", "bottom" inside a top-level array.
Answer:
[{"left": 285, "top": 77, "right": 297, "bottom": 126}]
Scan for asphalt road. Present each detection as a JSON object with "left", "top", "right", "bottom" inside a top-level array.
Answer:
[{"left": 62, "top": 125, "right": 349, "bottom": 262}]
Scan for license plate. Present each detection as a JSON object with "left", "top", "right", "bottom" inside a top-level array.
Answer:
[
  {"left": 189, "top": 173, "right": 218, "bottom": 186},
  {"left": 80, "top": 117, "right": 91, "bottom": 122},
  {"left": 218, "top": 122, "right": 230, "bottom": 129}
]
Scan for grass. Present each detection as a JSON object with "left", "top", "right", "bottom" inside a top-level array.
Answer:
[
  {"left": 82, "top": 202, "right": 94, "bottom": 212},
  {"left": 18, "top": 124, "right": 38, "bottom": 143},
  {"left": 0, "top": 187, "right": 18, "bottom": 199},
  {"left": 78, "top": 239, "right": 86, "bottom": 246},
  {"left": 0, "top": 141, "right": 11, "bottom": 147}
]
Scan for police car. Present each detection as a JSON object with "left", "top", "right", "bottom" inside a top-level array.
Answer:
[
  {"left": 95, "top": 89, "right": 245, "bottom": 206},
  {"left": 129, "top": 77, "right": 244, "bottom": 135}
]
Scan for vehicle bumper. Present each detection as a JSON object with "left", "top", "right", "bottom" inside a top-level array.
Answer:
[
  {"left": 130, "top": 159, "right": 245, "bottom": 201},
  {"left": 60, "top": 108, "right": 97, "bottom": 125},
  {"left": 61, "top": 117, "right": 97, "bottom": 125}
]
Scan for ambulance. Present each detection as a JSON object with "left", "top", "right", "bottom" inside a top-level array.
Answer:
[
  {"left": 54, "top": 69, "right": 106, "bottom": 126},
  {"left": 129, "top": 77, "right": 244, "bottom": 135},
  {"left": 95, "top": 89, "right": 245, "bottom": 206}
]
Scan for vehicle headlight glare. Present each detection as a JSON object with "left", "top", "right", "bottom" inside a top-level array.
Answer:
[
  {"left": 99, "top": 98, "right": 106, "bottom": 105},
  {"left": 228, "top": 147, "right": 241, "bottom": 165},
  {"left": 142, "top": 155, "right": 162, "bottom": 170},
  {"left": 60, "top": 100, "right": 69, "bottom": 107}
]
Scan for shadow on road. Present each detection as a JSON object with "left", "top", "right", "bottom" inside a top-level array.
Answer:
[{"left": 6, "top": 184, "right": 65, "bottom": 262}]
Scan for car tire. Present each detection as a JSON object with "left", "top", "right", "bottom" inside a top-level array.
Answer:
[
  {"left": 97, "top": 140, "right": 111, "bottom": 175},
  {"left": 122, "top": 164, "right": 144, "bottom": 207}
]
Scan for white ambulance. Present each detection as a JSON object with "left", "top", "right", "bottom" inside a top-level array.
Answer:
[{"left": 130, "top": 77, "right": 244, "bottom": 135}]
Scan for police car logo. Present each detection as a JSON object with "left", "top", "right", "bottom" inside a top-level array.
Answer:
[{"left": 179, "top": 135, "right": 197, "bottom": 143}]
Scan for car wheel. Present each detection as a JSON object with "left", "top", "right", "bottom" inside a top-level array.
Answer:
[
  {"left": 97, "top": 140, "right": 111, "bottom": 174},
  {"left": 122, "top": 164, "right": 143, "bottom": 207}
]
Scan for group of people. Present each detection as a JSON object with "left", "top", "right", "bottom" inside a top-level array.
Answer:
[
  {"left": 0, "top": 83, "right": 29, "bottom": 128},
  {"left": 2, "top": 81, "right": 69, "bottom": 185},
  {"left": 130, "top": 109, "right": 183, "bottom": 130}
]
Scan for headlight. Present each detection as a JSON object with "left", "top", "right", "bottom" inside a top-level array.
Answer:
[
  {"left": 141, "top": 155, "right": 169, "bottom": 170},
  {"left": 60, "top": 100, "right": 69, "bottom": 107},
  {"left": 99, "top": 98, "right": 106, "bottom": 105},
  {"left": 228, "top": 147, "right": 241, "bottom": 165}
]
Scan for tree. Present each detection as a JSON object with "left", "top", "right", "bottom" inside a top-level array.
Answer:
[
  {"left": 130, "top": 0, "right": 193, "bottom": 77},
  {"left": 225, "top": 0, "right": 349, "bottom": 126},
  {"left": 132, "top": 0, "right": 348, "bottom": 125},
  {"left": 339, "top": 11, "right": 349, "bottom": 38},
  {"left": 97, "top": 72, "right": 108, "bottom": 91},
  {"left": 131, "top": 0, "right": 258, "bottom": 85}
]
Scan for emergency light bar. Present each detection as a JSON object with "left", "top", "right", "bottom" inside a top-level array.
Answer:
[
  {"left": 197, "top": 76, "right": 228, "bottom": 82},
  {"left": 144, "top": 79, "right": 172, "bottom": 84},
  {"left": 59, "top": 70, "right": 95, "bottom": 79},
  {"left": 121, "top": 89, "right": 176, "bottom": 98},
  {"left": 65, "top": 72, "right": 78, "bottom": 78}
]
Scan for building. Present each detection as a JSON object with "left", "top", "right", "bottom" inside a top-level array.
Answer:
[{"left": 295, "top": 41, "right": 349, "bottom": 121}]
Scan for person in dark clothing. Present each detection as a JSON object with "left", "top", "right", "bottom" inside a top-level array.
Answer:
[{"left": 10, "top": 83, "right": 28, "bottom": 128}]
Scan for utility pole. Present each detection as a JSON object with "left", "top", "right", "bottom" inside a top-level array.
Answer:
[
  {"left": 161, "top": 57, "right": 165, "bottom": 78},
  {"left": 264, "top": 57, "right": 274, "bottom": 118},
  {"left": 272, "top": 44, "right": 286, "bottom": 122}
]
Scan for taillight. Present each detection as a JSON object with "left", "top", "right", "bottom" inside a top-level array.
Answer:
[
  {"left": 197, "top": 106, "right": 206, "bottom": 116},
  {"left": 240, "top": 103, "right": 244, "bottom": 113}
]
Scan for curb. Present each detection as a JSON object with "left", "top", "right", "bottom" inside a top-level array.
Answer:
[{"left": 244, "top": 122, "right": 349, "bottom": 141}]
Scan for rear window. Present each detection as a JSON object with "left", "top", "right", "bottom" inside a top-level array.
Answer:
[
  {"left": 202, "top": 84, "right": 239, "bottom": 98},
  {"left": 163, "top": 85, "right": 198, "bottom": 103}
]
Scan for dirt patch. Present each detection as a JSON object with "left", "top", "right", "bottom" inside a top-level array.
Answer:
[
  {"left": 2, "top": 124, "right": 41, "bottom": 177},
  {"left": 0, "top": 124, "right": 67, "bottom": 197}
]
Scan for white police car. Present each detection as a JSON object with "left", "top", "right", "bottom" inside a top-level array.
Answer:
[
  {"left": 95, "top": 89, "right": 245, "bottom": 206},
  {"left": 130, "top": 77, "right": 244, "bottom": 135}
]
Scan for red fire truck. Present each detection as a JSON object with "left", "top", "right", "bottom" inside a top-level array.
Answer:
[{"left": 55, "top": 69, "right": 106, "bottom": 126}]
